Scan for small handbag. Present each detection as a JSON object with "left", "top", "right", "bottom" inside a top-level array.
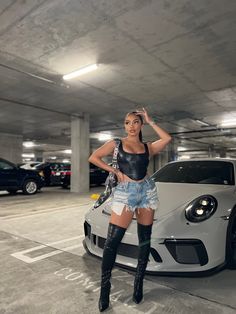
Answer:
[{"left": 93, "top": 138, "right": 121, "bottom": 209}]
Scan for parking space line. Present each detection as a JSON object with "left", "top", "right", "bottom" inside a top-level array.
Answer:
[
  {"left": 0, "top": 203, "right": 92, "bottom": 220},
  {"left": 11, "top": 235, "right": 84, "bottom": 263}
]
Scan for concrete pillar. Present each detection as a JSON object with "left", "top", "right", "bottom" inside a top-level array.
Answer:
[
  {"left": 208, "top": 144, "right": 216, "bottom": 158},
  {"left": 148, "top": 157, "right": 155, "bottom": 175},
  {"left": 71, "top": 114, "right": 89, "bottom": 193},
  {"left": 168, "top": 138, "right": 178, "bottom": 162},
  {"left": 0, "top": 132, "right": 23, "bottom": 163},
  {"left": 34, "top": 151, "right": 43, "bottom": 162},
  {"left": 148, "top": 139, "right": 177, "bottom": 174},
  {"left": 218, "top": 149, "right": 226, "bottom": 158}
]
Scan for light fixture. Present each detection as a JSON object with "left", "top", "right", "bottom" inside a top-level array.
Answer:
[
  {"left": 177, "top": 146, "right": 187, "bottom": 152},
  {"left": 22, "top": 153, "right": 35, "bottom": 158},
  {"left": 23, "top": 141, "right": 36, "bottom": 148},
  {"left": 50, "top": 156, "right": 57, "bottom": 160},
  {"left": 63, "top": 64, "right": 98, "bottom": 80},
  {"left": 62, "top": 159, "right": 70, "bottom": 163},
  {"left": 195, "top": 119, "right": 210, "bottom": 127},
  {"left": 178, "top": 155, "right": 191, "bottom": 160},
  {"left": 98, "top": 133, "right": 112, "bottom": 141},
  {"left": 221, "top": 120, "right": 236, "bottom": 127},
  {"left": 64, "top": 149, "right": 72, "bottom": 154}
]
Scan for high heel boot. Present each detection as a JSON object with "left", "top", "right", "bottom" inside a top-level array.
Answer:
[
  {"left": 133, "top": 223, "right": 152, "bottom": 304},
  {"left": 99, "top": 223, "right": 126, "bottom": 312}
]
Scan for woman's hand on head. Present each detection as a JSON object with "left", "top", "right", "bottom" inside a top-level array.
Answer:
[{"left": 135, "top": 107, "right": 152, "bottom": 124}]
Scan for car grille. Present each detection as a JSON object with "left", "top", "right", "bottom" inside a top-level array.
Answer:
[
  {"left": 84, "top": 221, "right": 162, "bottom": 262},
  {"left": 97, "top": 236, "right": 139, "bottom": 259},
  {"left": 165, "top": 239, "right": 208, "bottom": 265}
]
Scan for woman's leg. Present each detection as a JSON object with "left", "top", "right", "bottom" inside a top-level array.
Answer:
[
  {"left": 110, "top": 206, "right": 134, "bottom": 228},
  {"left": 136, "top": 207, "right": 154, "bottom": 226},
  {"left": 99, "top": 207, "right": 134, "bottom": 312},
  {"left": 133, "top": 208, "right": 154, "bottom": 304}
]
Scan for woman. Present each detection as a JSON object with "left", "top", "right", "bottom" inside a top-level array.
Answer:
[{"left": 88, "top": 108, "right": 171, "bottom": 312}]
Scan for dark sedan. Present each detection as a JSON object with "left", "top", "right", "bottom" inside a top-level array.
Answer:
[
  {"left": 33, "top": 162, "right": 71, "bottom": 186},
  {"left": 0, "top": 157, "right": 44, "bottom": 195},
  {"left": 61, "top": 164, "right": 108, "bottom": 189}
]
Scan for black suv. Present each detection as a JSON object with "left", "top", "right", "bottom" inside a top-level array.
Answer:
[{"left": 0, "top": 157, "right": 44, "bottom": 195}]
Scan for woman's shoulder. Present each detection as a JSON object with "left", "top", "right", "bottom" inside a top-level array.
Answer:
[
  {"left": 105, "top": 138, "right": 121, "bottom": 148},
  {"left": 113, "top": 137, "right": 124, "bottom": 146}
]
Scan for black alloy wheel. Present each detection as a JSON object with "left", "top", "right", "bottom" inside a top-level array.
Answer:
[{"left": 22, "top": 179, "right": 38, "bottom": 195}]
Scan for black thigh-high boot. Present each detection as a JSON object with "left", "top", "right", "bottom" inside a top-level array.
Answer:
[
  {"left": 99, "top": 223, "right": 126, "bottom": 312},
  {"left": 133, "top": 223, "right": 152, "bottom": 304}
]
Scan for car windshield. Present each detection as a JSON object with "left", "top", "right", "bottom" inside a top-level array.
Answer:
[{"left": 153, "top": 161, "right": 235, "bottom": 185}]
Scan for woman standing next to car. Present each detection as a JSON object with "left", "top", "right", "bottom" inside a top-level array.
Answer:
[{"left": 88, "top": 108, "right": 171, "bottom": 312}]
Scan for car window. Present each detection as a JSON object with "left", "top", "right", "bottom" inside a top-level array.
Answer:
[
  {"left": 60, "top": 164, "right": 71, "bottom": 171},
  {"left": 153, "top": 161, "right": 235, "bottom": 185},
  {"left": 0, "top": 160, "right": 15, "bottom": 170}
]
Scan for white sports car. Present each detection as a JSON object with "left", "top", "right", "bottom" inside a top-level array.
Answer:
[{"left": 83, "top": 159, "right": 236, "bottom": 275}]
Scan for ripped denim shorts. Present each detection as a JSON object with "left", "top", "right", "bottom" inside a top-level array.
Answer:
[{"left": 111, "top": 177, "right": 159, "bottom": 216}]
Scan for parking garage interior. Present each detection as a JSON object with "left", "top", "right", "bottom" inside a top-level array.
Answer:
[{"left": 1, "top": 1, "right": 236, "bottom": 313}]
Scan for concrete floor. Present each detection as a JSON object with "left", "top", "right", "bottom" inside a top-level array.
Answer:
[{"left": 0, "top": 187, "right": 235, "bottom": 314}]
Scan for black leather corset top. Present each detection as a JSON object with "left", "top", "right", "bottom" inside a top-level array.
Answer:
[{"left": 117, "top": 141, "right": 149, "bottom": 180}]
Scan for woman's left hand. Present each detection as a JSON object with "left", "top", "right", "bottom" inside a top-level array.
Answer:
[{"left": 135, "top": 107, "right": 152, "bottom": 124}]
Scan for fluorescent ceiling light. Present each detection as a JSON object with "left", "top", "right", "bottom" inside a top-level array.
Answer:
[
  {"left": 50, "top": 156, "right": 57, "bottom": 160},
  {"left": 195, "top": 119, "right": 210, "bottom": 126},
  {"left": 178, "top": 155, "right": 191, "bottom": 160},
  {"left": 63, "top": 159, "right": 70, "bottom": 163},
  {"left": 22, "top": 153, "right": 35, "bottom": 158},
  {"left": 221, "top": 120, "right": 236, "bottom": 127},
  {"left": 98, "top": 133, "right": 112, "bottom": 141},
  {"left": 63, "top": 64, "right": 98, "bottom": 80},
  {"left": 23, "top": 141, "right": 36, "bottom": 148},
  {"left": 177, "top": 146, "right": 187, "bottom": 152},
  {"left": 64, "top": 149, "right": 72, "bottom": 154}
]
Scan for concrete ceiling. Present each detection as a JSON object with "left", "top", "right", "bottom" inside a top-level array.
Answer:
[{"left": 0, "top": 0, "right": 236, "bottom": 158}]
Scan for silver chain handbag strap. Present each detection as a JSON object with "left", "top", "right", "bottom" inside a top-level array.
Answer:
[
  {"left": 106, "top": 138, "right": 120, "bottom": 184},
  {"left": 111, "top": 138, "right": 120, "bottom": 169}
]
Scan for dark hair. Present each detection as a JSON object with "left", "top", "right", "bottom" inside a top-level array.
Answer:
[{"left": 126, "top": 111, "right": 143, "bottom": 142}]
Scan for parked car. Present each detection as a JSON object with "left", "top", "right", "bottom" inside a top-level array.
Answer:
[
  {"left": 0, "top": 157, "right": 44, "bottom": 195},
  {"left": 33, "top": 162, "right": 71, "bottom": 186},
  {"left": 61, "top": 164, "right": 108, "bottom": 188},
  {"left": 83, "top": 159, "right": 236, "bottom": 275}
]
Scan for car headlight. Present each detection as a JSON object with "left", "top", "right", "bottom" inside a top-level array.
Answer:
[
  {"left": 185, "top": 195, "right": 217, "bottom": 223},
  {"left": 39, "top": 171, "right": 44, "bottom": 177}
]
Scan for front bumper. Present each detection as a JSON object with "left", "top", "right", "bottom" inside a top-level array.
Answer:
[{"left": 83, "top": 206, "right": 228, "bottom": 275}]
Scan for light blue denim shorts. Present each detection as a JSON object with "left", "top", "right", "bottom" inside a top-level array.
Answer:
[{"left": 111, "top": 177, "right": 159, "bottom": 215}]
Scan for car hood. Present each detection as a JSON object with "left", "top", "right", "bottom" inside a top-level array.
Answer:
[{"left": 156, "top": 182, "right": 235, "bottom": 218}]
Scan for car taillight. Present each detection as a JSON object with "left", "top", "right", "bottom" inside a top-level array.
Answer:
[{"left": 61, "top": 171, "right": 71, "bottom": 175}]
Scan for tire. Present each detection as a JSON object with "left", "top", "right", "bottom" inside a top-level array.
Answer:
[
  {"left": 226, "top": 211, "right": 236, "bottom": 269},
  {"left": 22, "top": 179, "right": 38, "bottom": 195}
]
